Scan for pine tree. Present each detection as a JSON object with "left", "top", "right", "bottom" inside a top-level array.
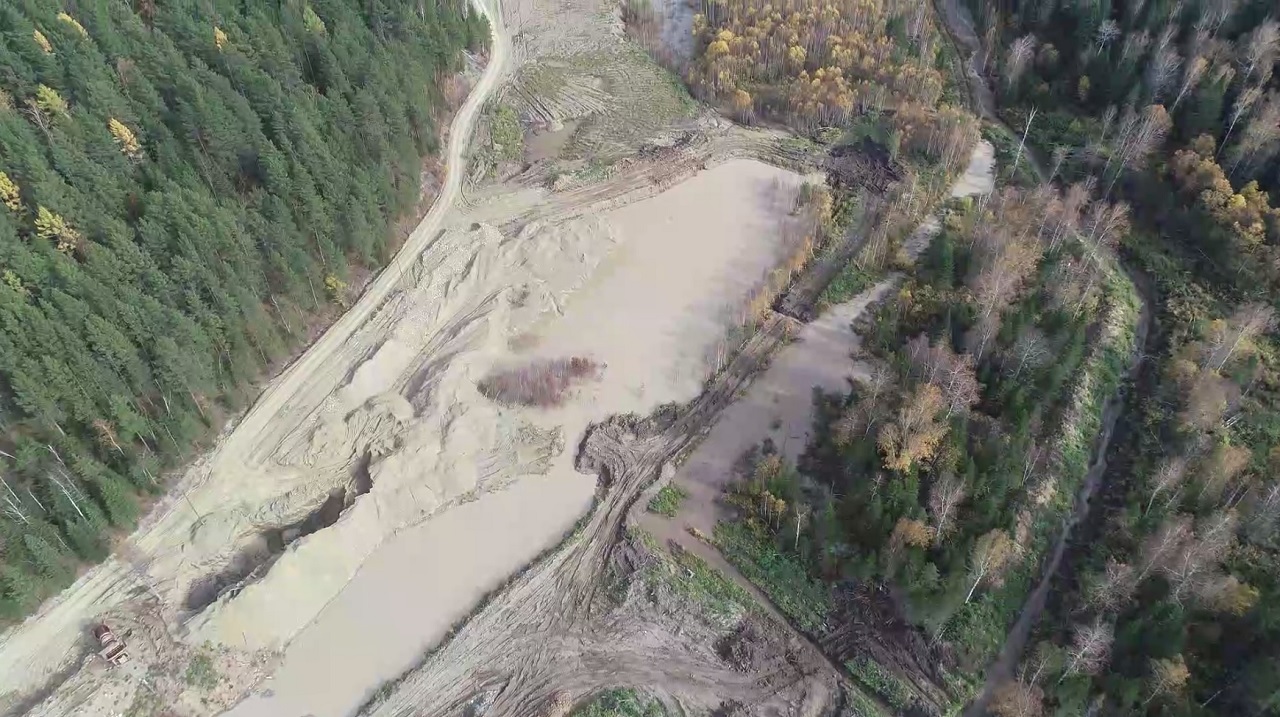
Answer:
[{"left": 23, "top": 533, "right": 72, "bottom": 585}]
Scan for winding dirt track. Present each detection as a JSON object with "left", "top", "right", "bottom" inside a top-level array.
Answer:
[{"left": 0, "top": 0, "right": 514, "bottom": 702}]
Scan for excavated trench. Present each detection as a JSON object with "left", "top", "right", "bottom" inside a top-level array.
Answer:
[{"left": 184, "top": 459, "right": 374, "bottom": 612}]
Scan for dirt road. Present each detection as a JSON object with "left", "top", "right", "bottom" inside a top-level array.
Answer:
[{"left": 0, "top": 0, "right": 514, "bottom": 705}]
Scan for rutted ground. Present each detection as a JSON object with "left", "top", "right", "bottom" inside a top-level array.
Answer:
[
  {"left": 356, "top": 316, "right": 845, "bottom": 717},
  {"left": 221, "top": 158, "right": 815, "bottom": 717},
  {"left": 356, "top": 140, "right": 995, "bottom": 717}
]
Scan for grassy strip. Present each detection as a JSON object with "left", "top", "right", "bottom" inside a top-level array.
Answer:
[
  {"left": 712, "top": 521, "right": 830, "bottom": 634},
  {"left": 633, "top": 527, "right": 756, "bottom": 624},
  {"left": 821, "top": 263, "right": 882, "bottom": 307},
  {"left": 490, "top": 104, "right": 523, "bottom": 163},
  {"left": 946, "top": 248, "right": 1140, "bottom": 661},
  {"left": 571, "top": 688, "right": 666, "bottom": 717},
  {"left": 846, "top": 658, "right": 918, "bottom": 711},
  {"left": 645, "top": 484, "right": 687, "bottom": 517}
]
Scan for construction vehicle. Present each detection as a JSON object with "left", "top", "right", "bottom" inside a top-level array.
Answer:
[{"left": 93, "top": 623, "right": 130, "bottom": 666}]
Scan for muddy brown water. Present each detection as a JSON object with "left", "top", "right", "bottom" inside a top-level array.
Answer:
[{"left": 220, "top": 159, "right": 812, "bottom": 717}]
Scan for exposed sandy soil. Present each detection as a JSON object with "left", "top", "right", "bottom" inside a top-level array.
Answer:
[
  {"left": 352, "top": 139, "right": 995, "bottom": 717},
  {"left": 355, "top": 313, "right": 848, "bottom": 717},
  {"left": 219, "top": 158, "right": 811, "bottom": 717},
  {"left": 224, "top": 473, "right": 592, "bottom": 717}
]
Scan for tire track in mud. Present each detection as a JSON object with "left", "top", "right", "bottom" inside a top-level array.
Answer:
[{"left": 359, "top": 313, "right": 852, "bottom": 717}]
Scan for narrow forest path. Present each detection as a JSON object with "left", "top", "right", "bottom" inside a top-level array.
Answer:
[{"left": 929, "top": 2, "right": 1157, "bottom": 715}]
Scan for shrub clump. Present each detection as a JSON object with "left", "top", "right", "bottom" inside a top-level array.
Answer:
[
  {"left": 477, "top": 357, "right": 602, "bottom": 407},
  {"left": 646, "top": 484, "right": 688, "bottom": 517}
]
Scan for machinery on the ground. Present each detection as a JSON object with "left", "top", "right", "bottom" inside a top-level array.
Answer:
[{"left": 93, "top": 623, "right": 129, "bottom": 666}]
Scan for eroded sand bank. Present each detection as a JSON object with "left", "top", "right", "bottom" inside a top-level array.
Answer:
[{"left": 220, "top": 158, "right": 809, "bottom": 717}]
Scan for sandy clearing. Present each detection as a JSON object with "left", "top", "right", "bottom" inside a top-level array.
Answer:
[
  {"left": 523, "top": 158, "right": 809, "bottom": 416},
  {"left": 950, "top": 138, "right": 995, "bottom": 198},
  {"left": 211, "top": 157, "right": 809, "bottom": 716}
]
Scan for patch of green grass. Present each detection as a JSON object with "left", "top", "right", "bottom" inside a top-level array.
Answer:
[
  {"left": 554, "top": 157, "right": 615, "bottom": 187},
  {"left": 184, "top": 650, "right": 218, "bottom": 690},
  {"left": 657, "top": 64, "right": 698, "bottom": 116},
  {"left": 635, "top": 532, "right": 754, "bottom": 623},
  {"left": 780, "top": 134, "right": 821, "bottom": 156},
  {"left": 668, "top": 546, "right": 754, "bottom": 622},
  {"left": 490, "top": 104, "right": 523, "bottom": 162},
  {"left": 846, "top": 658, "right": 917, "bottom": 710},
  {"left": 821, "top": 263, "right": 881, "bottom": 306},
  {"left": 646, "top": 484, "right": 687, "bottom": 517},
  {"left": 571, "top": 688, "right": 666, "bottom": 717},
  {"left": 713, "top": 521, "right": 830, "bottom": 633}
]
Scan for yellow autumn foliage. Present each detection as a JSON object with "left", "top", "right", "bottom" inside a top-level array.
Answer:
[
  {"left": 34, "top": 85, "right": 69, "bottom": 118},
  {"left": 57, "top": 13, "right": 88, "bottom": 38},
  {"left": 890, "top": 517, "right": 934, "bottom": 551},
  {"left": 324, "top": 274, "right": 349, "bottom": 306},
  {"left": 878, "top": 384, "right": 947, "bottom": 474},
  {"left": 33, "top": 29, "right": 52, "bottom": 54},
  {"left": 303, "top": 5, "right": 327, "bottom": 35},
  {"left": 0, "top": 172, "right": 21, "bottom": 213},
  {"left": 687, "top": 0, "right": 947, "bottom": 128},
  {"left": 34, "top": 207, "right": 81, "bottom": 255},
  {"left": 108, "top": 118, "right": 142, "bottom": 159}
]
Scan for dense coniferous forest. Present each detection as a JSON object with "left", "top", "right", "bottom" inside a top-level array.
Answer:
[{"left": 0, "top": 0, "right": 488, "bottom": 622}]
